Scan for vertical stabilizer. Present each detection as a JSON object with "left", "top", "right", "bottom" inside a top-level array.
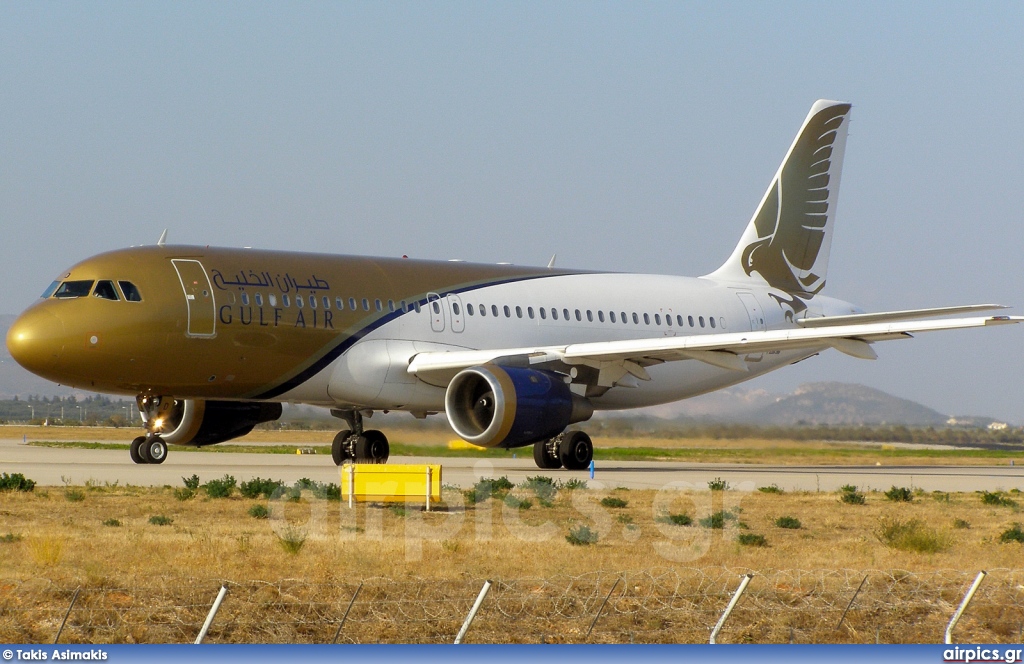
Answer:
[{"left": 706, "top": 100, "right": 852, "bottom": 297}]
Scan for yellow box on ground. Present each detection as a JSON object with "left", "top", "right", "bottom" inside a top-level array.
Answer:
[
  {"left": 447, "top": 439, "right": 485, "bottom": 451},
  {"left": 340, "top": 463, "right": 442, "bottom": 504}
]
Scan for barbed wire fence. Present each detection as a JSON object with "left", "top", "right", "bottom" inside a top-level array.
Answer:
[{"left": 3, "top": 568, "right": 1024, "bottom": 644}]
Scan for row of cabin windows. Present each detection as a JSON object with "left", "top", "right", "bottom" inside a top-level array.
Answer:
[
  {"left": 233, "top": 289, "right": 722, "bottom": 330},
  {"left": 44, "top": 279, "right": 143, "bottom": 302},
  {"left": 449, "top": 301, "right": 723, "bottom": 329},
  {"left": 237, "top": 291, "right": 421, "bottom": 315}
]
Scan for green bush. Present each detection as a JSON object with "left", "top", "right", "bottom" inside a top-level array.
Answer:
[
  {"left": 203, "top": 475, "right": 236, "bottom": 498},
  {"left": 877, "top": 517, "right": 952, "bottom": 553},
  {"left": 600, "top": 497, "right": 628, "bottom": 508},
  {"left": 277, "top": 528, "right": 306, "bottom": 554},
  {"left": 0, "top": 473, "right": 36, "bottom": 492},
  {"left": 520, "top": 476, "right": 559, "bottom": 502},
  {"left": 737, "top": 533, "right": 768, "bottom": 547},
  {"left": 182, "top": 474, "right": 200, "bottom": 490},
  {"left": 840, "top": 486, "right": 866, "bottom": 505},
  {"left": 503, "top": 495, "right": 532, "bottom": 510},
  {"left": 616, "top": 514, "right": 634, "bottom": 524},
  {"left": 566, "top": 524, "right": 598, "bottom": 546},
  {"left": 656, "top": 513, "right": 692, "bottom": 526},
  {"left": 148, "top": 515, "right": 173, "bottom": 526},
  {"left": 1, "top": 533, "right": 22, "bottom": 543},
  {"left": 102, "top": 519, "right": 121, "bottom": 527},
  {"left": 466, "top": 477, "right": 515, "bottom": 503},
  {"left": 64, "top": 489, "right": 85, "bottom": 502},
  {"left": 999, "top": 523, "right": 1024, "bottom": 544},
  {"left": 699, "top": 510, "right": 737, "bottom": 529},
  {"left": 708, "top": 477, "right": 729, "bottom": 491},
  {"left": 981, "top": 491, "right": 1017, "bottom": 508},
  {"left": 248, "top": 504, "right": 269, "bottom": 519},
  {"left": 884, "top": 486, "right": 914, "bottom": 502},
  {"left": 174, "top": 488, "right": 195, "bottom": 501},
  {"left": 240, "top": 477, "right": 284, "bottom": 499},
  {"left": 775, "top": 515, "right": 802, "bottom": 529},
  {"left": 758, "top": 484, "right": 784, "bottom": 494},
  {"left": 563, "top": 479, "right": 588, "bottom": 491},
  {"left": 953, "top": 519, "right": 971, "bottom": 529}
]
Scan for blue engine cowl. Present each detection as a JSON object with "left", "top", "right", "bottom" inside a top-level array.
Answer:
[{"left": 444, "top": 365, "right": 594, "bottom": 448}]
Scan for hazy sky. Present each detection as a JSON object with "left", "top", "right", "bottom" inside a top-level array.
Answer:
[{"left": 2, "top": 3, "right": 1022, "bottom": 421}]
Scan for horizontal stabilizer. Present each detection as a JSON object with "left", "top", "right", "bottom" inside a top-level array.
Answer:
[{"left": 798, "top": 304, "right": 1007, "bottom": 328}]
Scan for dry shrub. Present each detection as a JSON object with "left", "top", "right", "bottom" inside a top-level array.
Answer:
[
  {"left": 876, "top": 517, "right": 952, "bottom": 553},
  {"left": 30, "top": 536, "right": 63, "bottom": 566}
]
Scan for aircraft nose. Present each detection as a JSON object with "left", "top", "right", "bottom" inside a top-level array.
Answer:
[{"left": 6, "top": 307, "right": 65, "bottom": 375}]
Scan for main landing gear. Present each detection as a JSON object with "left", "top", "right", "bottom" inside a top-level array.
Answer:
[
  {"left": 532, "top": 430, "right": 593, "bottom": 471},
  {"left": 330, "top": 409, "right": 390, "bottom": 466}
]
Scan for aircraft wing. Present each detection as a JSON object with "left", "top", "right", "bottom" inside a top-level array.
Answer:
[{"left": 407, "top": 314, "right": 1022, "bottom": 388}]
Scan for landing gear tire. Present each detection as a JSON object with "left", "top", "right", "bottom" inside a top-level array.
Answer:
[
  {"left": 558, "top": 431, "right": 593, "bottom": 471},
  {"left": 356, "top": 430, "right": 389, "bottom": 464},
  {"left": 331, "top": 429, "right": 352, "bottom": 466},
  {"left": 533, "top": 439, "right": 562, "bottom": 470},
  {"left": 143, "top": 436, "right": 168, "bottom": 465},
  {"left": 130, "top": 436, "right": 147, "bottom": 464}
]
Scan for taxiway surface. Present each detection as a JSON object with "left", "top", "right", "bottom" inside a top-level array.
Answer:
[{"left": 2, "top": 438, "right": 1021, "bottom": 493}]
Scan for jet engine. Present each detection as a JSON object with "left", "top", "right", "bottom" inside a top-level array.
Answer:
[
  {"left": 146, "top": 399, "right": 282, "bottom": 446},
  {"left": 444, "top": 365, "right": 593, "bottom": 448}
]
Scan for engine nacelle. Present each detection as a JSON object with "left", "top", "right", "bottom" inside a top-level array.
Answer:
[
  {"left": 147, "top": 399, "right": 282, "bottom": 446},
  {"left": 444, "top": 365, "right": 593, "bottom": 448}
]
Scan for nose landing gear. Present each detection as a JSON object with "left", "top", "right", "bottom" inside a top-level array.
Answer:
[
  {"left": 129, "top": 435, "right": 168, "bottom": 465},
  {"left": 330, "top": 409, "right": 390, "bottom": 466}
]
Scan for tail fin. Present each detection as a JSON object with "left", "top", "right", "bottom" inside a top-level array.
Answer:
[{"left": 706, "top": 100, "right": 852, "bottom": 297}]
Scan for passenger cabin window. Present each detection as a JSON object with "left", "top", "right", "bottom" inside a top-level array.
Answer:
[
  {"left": 688, "top": 315, "right": 694, "bottom": 327},
  {"left": 296, "top": 295, "right": 304, "bottom": 308},
  {"left": 282, "top": 294, "right": 291, "bottom": 307},
  {"left": 375, "top": 299, "right": 382, "bottom": 311},
  {"left": 54, "top": 281, "right": 94, "bottom": 299},
  {"left": 241, "top": 292, "right": 250, "bottom": 306},
  {"left": 586, "top": 310, "right": 593, "bottom": 322},
  {"left": 528, "top": 307, "right": 534, "bottom": 319},
  {"left": 710, "top": 317, "right": 716, "bottom": 328},
  {"left": 362, "top": 298, "right": 370, "bottom": 311},
  {"left": 479, "top": 304, "right": 486, "bottom": 317},
  {"left": 575, "top": 309, "right": 582, "bottom": 322},
  {"left": 632, "top": 312, "right": 639, "bottom": 324},
  {"left": 609, "top": 311, "right": 616, "bottom": 323},
  {"left": 41, "top": 281, "right": 60, "bottom": 299},
  {"left": 432, "top": 302, "right": 441, "bottom": 314},
  {"left": 677, "top": 315, "right": 684, "bottom": 327},
  {"left": 503, "top": 305, "right": 511, "bottom": 318},
  {"left": 563, "top": 308, "right": 569, "bottom": 320},
  {"left": 598, "top": 311, "right": 605, "bottom": 323},
  {"left": 414, "top": 302, "right": 421, "bottom": 313},
  {"left": 452, "top": 302, "right": 461, "bottom": 315},
  {"left": 621, "top": 312, "right": 627, "bottom": 324},
  {"left": 539, "top": 307, "right": 546, "bottom": 320},
  {"left": 93, "top": 281, "right": 119, "bottom": 301},
  {"left": 468, "top": 303, "right": 475, "bottom": 315},
  {"left": 699, "top": 316, "right": 705, "bottom": 328},
  {"left": 324, "top": 296, "right": 331, "bottom": 309},
  {"left": 643, "top": 313, "right": 650, "bottom": 325},
  {"left": 309, "top": 295, "right": 316, "bottom": 309},
  {"left": 515, "top": 306, "right": 522, "bottom": 318},
  {"left": 492, "top": 305, "right": 499, "bottom": 317},
  {"left": 551, "top": 308, "right": 558, "bottom": 320},
  {"left": 654, "top": 314, "right": 661, "bottom": 325},
  {"left": 336, "top": 297, "right": 344, "bottom": 310},
  {"left": 387, "top": 300, "right": 394, "bottom": 312},
  {"left": 269, "top": 293, "right": 278, "bottom": 307},
  {"left": 349, "top": 297, "right": 357, "bottom": 310},
  {"left": 255, "top": 293, "right": 264, "bottom": 307}
]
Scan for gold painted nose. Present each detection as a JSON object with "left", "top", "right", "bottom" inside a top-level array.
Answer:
[{"left": 6, "top": 307, "right": 65, "bottom": 376}]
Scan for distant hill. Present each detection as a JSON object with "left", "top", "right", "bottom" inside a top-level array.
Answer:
[{"left": 747, "top": 382, "right": 949, "bottom": 426}]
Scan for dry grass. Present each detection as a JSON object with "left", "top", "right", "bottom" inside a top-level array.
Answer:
[{"left": 3, "top": 481, "right": 1024, "bottom": 643}]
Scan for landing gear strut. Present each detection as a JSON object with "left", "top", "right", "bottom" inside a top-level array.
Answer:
[
  {"left": 532, "top": 430, "right": 593, "bottom": 471},
  {"left": 330, "top": 409, "right": 390, "bottom": 466}
]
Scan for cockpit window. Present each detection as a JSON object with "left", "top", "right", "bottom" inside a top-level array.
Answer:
[
  {"left": 53, "top": 280, "right": 95, "bottom": 299},
  {"left": 41, "top": 281, "right": 60, "bottom": 299},
  {"left": 118, "top": 281, "right": 142, "bottom": 302},
  {"left": 93, "top": 281, "right": 120, "bottom": 301}
]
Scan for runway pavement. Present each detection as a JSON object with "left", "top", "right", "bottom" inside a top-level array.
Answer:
[{"left": 2, "top": 437, "right": 1022, "bottom": 493}]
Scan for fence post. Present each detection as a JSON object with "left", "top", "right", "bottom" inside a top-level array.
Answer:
[
  {"left": 425, "top": 466, "right": 432, "bottom": 512},
  {"left": 709, "top": 573, "right": 753, "bottom": 644},
  {"left": 194, "top": 585, "right": 229, "bottom": 644},
  {"left": 945, "top": 571, "right": 987, "bottom": 644},
  {"left": 347, "top": 464, "right": 355, "bottom": 509},
  {"left": 454, "top": 580, "right": 492, "bottom": 644},
  {"left": 53, "top": 588, "right": 80, "bottom": 644},
  {"left": 586, "top": 577, "right": 621, "bottom": 639},
  {"left": 836, "top": 575, "right": 869, "bottom": 631},
  {"left": 331, "top": 582, "right": 363, "bottom": 644}
]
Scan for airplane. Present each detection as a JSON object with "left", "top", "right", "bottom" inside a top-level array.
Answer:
[{"left": 6, "top": 100, "right": 1020, "bottom": 470}]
